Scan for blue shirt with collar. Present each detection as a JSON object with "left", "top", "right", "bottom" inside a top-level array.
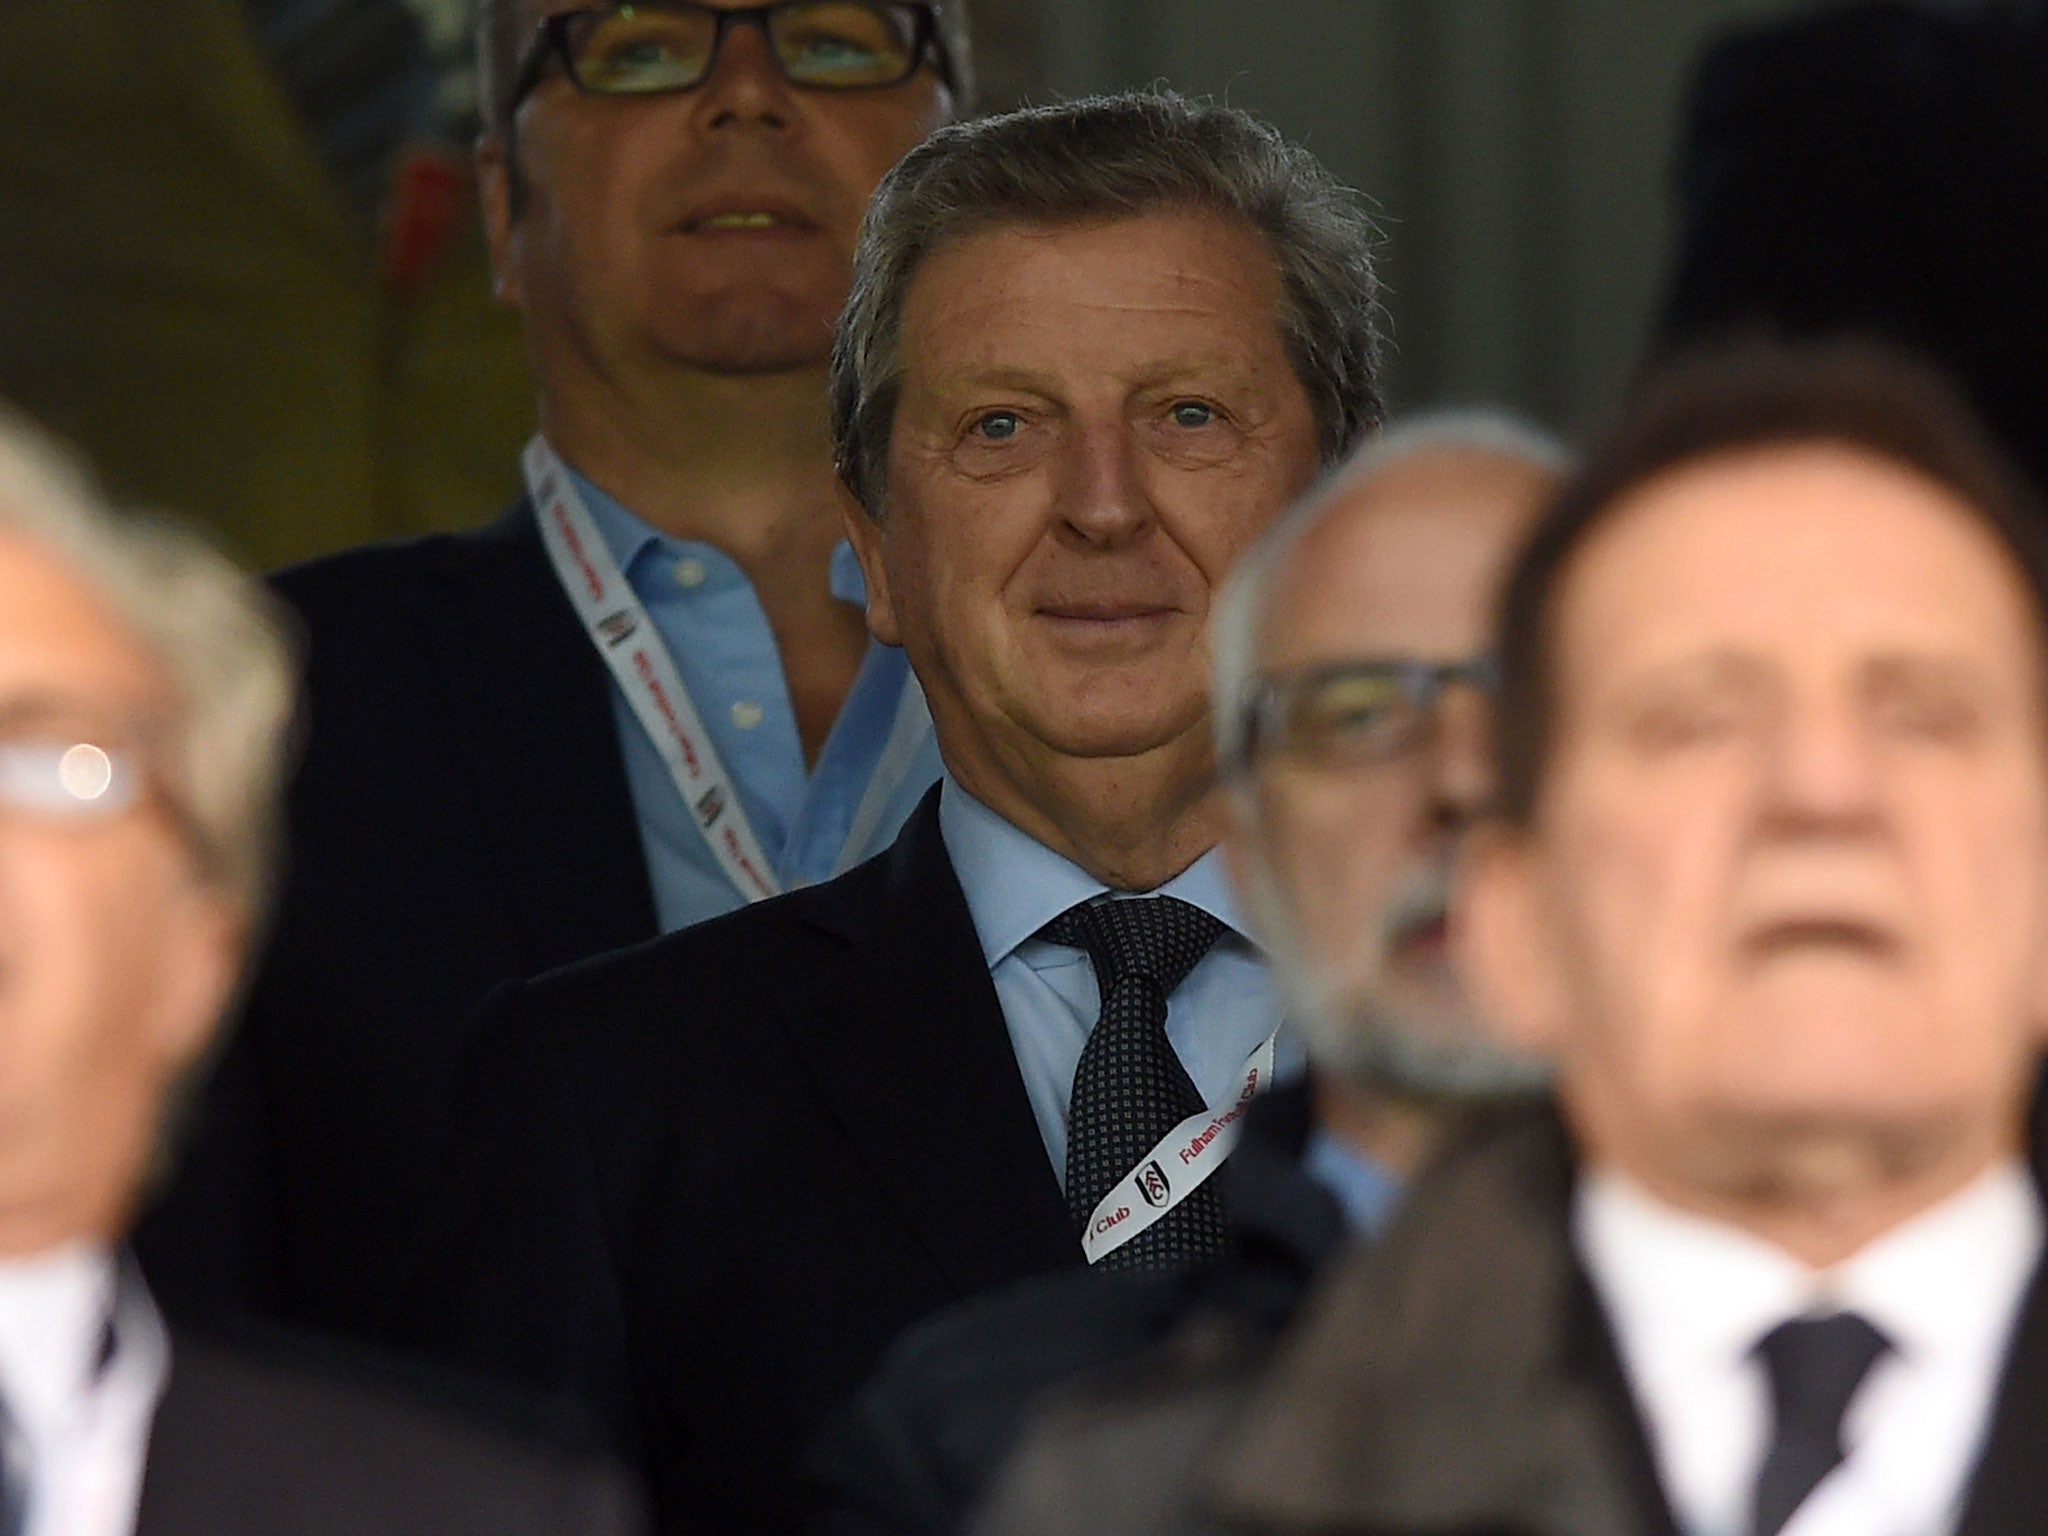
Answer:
[
  {"left": 937, "top": 777, "right": 1301, "bottom": 1180},
  {"left": 1303, "top": 1128, "right": 1402, "bottom": 1236},
  {"left": 571, "top": 466, "right": 941, "bottom": 933}
]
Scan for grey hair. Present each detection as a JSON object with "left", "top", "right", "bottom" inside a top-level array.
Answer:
[
  {"left": 831, "top": 89, "right": 1386, "bottom": 517},
  {"left": 1210, "top": 407, "right": 1571, "bottom": 773},
  {"left": 0, "top": 406, "right": 298, "bottom": 928},
  {"left": 475, "top": 0, "right": 976, "bottom": 141}
]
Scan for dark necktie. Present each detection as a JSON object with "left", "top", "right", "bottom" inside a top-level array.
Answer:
[
  {"left": 1040, "top": 895, "right": 1229, "bottom": 1273},
  {"left": 1750, "top": 1310, "right": 1891, "bottom": 1536}
]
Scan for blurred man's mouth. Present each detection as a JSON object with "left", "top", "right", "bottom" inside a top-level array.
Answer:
[
  {"left": 1739, "top": 913, "right": 1905, "bottom": 962},
  {"left": 1381, "top": 877, "right": 1453, "bottom": 967}
]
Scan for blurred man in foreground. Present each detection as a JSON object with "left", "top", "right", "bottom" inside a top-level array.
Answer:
[
  {"left": 982, "top": 339, "right": 2048, "bottom": 1536},
  {"left": 805, "top": 412, "right": 1565, "bottom": 1536},
  {"left": 0, "top": 409, "right": 640, "bottom": 1536}
]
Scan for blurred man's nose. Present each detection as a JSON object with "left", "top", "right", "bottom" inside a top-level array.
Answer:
[
  {"left": 1428, "top": 681, "right": 1495, "bottom": 835},
  {"left": 1757, "top": 691, "right": 1885, "bottom": 837}
]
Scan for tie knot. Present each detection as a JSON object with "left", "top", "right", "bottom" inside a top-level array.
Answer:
[
  {"left": 1755, "top": 1309, "right": 1891, "bottom": 1439},
  {"left": 1039, "top": 895, "right": 1227, "bottom": 1001}
]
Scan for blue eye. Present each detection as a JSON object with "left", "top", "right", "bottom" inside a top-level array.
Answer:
[
  {"left": 1169, "top": 400, "right": 1214, "bottom": 428},
  {"left": 974, "top": 411, "right": 1021, "bottom": 441}
]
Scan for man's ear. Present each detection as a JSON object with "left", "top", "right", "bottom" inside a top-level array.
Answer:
[
  {"left": 476, "top": 134, "right": 523, "bottom": 306},
  {"left": 1452, "top": 821, "right": 1570, "bottom": 1056},
  {"left": 840, "top": 501, "right": 900, "bottom": 646}
]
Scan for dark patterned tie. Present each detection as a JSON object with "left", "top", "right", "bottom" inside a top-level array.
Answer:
[
  {"left": 1750, "top": 1310, "right": 1891, "bottom": 1536},
  {"left": 1040, "top": 895, "right": 1229, "bottom": 1272}
]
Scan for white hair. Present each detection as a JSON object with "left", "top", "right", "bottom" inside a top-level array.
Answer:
[
  {"left": 1210, "top": 406, "right": 1571, "bottom": 774},
  {"left": 0, "top": 405, "right": 298, "bottom": 924}
]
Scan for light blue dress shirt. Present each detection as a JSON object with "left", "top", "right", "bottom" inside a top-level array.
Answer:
[
  {"left": 937, "top": 778, "right": 1301, "bottom": 1180},
  {"left": 572, "top": 468, "right": 942, "bottom": 933},
  {"left": 1303, "top": 1128, "right": 1403, "bottom": 1236}
]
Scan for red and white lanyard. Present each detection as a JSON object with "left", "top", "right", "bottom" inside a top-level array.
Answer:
[
  {"left": 527, "top": 437, "right": 782, "bottom": 901},
  {"left": 1081, "top": 1032, "right": 1278, "bottom": 1264}
]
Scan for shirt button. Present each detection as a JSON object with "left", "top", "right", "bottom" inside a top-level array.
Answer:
[
  {"left": 731, "top": 701, "right": 765, "bottom": 730},
  {"left": 674, "top": 557, "right": 708, "bottom": 589}
]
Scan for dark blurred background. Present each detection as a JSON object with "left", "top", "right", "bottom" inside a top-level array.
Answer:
[
  {"left": 0, "top": 0, "right": 1962, "bottom": 565},
  {"left": 966, "top": 0, "right": 1793, "bottom": 429}
]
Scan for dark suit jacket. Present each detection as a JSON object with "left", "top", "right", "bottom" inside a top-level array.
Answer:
[
  {"left": 137, "top": 503, "right": 660, "bottom": 1340},
  {"left": 135, "top": 1329, "right": 645, "bottom": 1535},
  {"left": 978, "top": 1105, "right": 2048, "bottom": 1536},
  {"left": 804, "top": 1080, "right": 1343, "bottom": 1536},
  {"left": 398, "top": 786, "right": 1084, "bottom": 1536},
  {"left": 1659, "top": 0, "right": 2048, "bottom": 492}
]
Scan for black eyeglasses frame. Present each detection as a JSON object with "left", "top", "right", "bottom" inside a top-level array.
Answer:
[{"left": 505, "top": 0, "right": 951, "bottom": 117}]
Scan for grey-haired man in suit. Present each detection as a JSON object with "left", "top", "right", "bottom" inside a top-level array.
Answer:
[{"left": 0, "top": 407, "right": 640, "bottom": 1536}]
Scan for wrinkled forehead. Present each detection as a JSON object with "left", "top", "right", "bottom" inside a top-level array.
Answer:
[{"left": 1549, "top": 444, "right": 2048, "bottom": 713}]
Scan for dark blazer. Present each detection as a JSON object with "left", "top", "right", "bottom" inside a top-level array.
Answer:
[
  {"left": 137, "top": 503, "right": 660, "bottom": 1340},
  {"left": 1659, "top": 0, "right": 2048, "bottom": 491},
  {"left": 135, "top": 1329, "right": 645, "bottom": 1535},
  {"left": 804, "top": 1080, "right": 1343, "bottom": 1536},
  {"left": 398, "top": 786, "right": 1084, "bottom": 1536},
  {"left": 978, "top": 1105, "right": 2048, "bottom": 1536}
]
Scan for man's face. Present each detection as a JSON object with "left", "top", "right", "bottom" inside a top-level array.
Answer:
[
  {"left": 1232, "top": 447, "right": 1551, "bottom": 1092},
  {"left": 1467, "top": 444, "right": 2048, "bottom": 1207},
  {"left": 482, "top": 0, "right": 948, "bottom": 379},
  {"left": 0, "top": 530, "right": 236, "bottom": 1255},
  {"left": 852, "top": 209, "right": 1323, "bottom": 842}
]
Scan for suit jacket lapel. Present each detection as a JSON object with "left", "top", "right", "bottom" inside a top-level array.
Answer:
[
  {"left": 422, "top": 503, "right": 659, "bottom": 972},
  {"left": 775, "top": 789, "right": 1080, "bottom": 1296},
  {"left": 1953, "top": 1248, "right": 2048, "bottom": 1536}
]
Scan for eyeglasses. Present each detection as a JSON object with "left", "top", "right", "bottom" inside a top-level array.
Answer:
[
  {"left": 0, "top": 699, "right": 198, "bottom": 842},
  {"left": 1229, "top": 656, "right": 1500, "bottom": 775},
  {"left": 508, "top": 1, "right": 948, "bottom": 112},
  {"left": 0, "top": 739, "right": 145, "bottom": 821}
]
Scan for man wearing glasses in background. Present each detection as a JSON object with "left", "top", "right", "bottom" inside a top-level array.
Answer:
[{"left": 139, "top": 2, "right": 967, "bottom": 1346}]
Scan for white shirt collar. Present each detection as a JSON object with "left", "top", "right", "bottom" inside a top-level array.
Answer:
[
  {"left": 1578, "top": 1159, "right": 2042, "bottom": 1367},
  {"left": 0, "top": 1243, "right": 119, "bottom": 1437},
  {"left": 1577, "top": 1160, "right": 2043, "bottom": 1536}
]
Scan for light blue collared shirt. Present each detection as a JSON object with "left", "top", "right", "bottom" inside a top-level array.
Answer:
[
  {"left": 1303, "top": 1128, "right": 1403, "bottom": 1237},
  {"left": 938, "top": 778, "right": 1300, "bottom": 1180},
  {"left": 572, "top": 468, "right": 941, "bottom": 932}
]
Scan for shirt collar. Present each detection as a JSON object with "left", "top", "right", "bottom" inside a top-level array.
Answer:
[
  {"left": 557, "top": 450, "right": 868, "bottom": 607},
  {"left": 937, "top": 775, "right": 1252, "bottom": 969},
  {"left": 564, "top": 459, "right": 666, "bottom": 572},
  {"left": 1577, "top": 1158, "right": 2043, "bottom": 1375},
  {"left": 1833, "top": 1160, "right": 2042, "bottom": 1367},
  {"left": 0, "top": 1242, "right": 118, "bottom": 1431}
]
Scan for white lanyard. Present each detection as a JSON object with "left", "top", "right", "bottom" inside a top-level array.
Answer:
[
  {"left": 1081, "top": 1032, "right": 1278, "bottom": 1264},
  {"left": 527, "top": 437, "right": 783, "bottom": 902}
]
